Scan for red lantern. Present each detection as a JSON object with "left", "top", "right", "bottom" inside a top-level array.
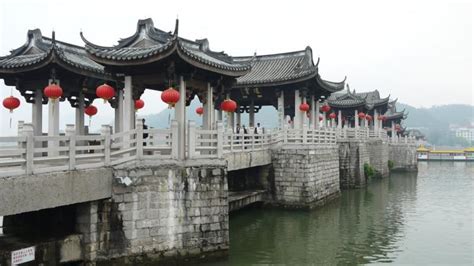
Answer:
[
  {"left": 44, "top": 84, "right": 63, "bottom": 100},
  {"left": 329, "top": 112, "right": 337, "bottom": 119},
  {"left": 319, "top": 115, "right": 323, "bottom": 121},
  {"left": 3, "top": 96, "right": 20, "bottom": 113},
  {"left": 395, "top": 124, "right": 401, "bottom": 131},
  {"left": 85, "top": 105, "right": 98, "bottom": 117},
  {"left": 196, "top": 106, "right": 204, "bottom": 116},
  {"left": 366, "top": 115, "right": 372, "bottom": 121},
  {"left": 358, "top": 112, "right": 366, "bottom": 119},
  {"left": 320, "top": 104, "right": 331, "bottom": 113},
  {"left": 96, "top": 84, "right": 115, "bottom": 102},
  {"left": 299, "top": 103, "right": 310, "bottom": 112},
  {"left": 220, "top": 99, "right": 237, "bottom": 113},
  {"left": 135, "top": 99, "right": 145, "bottom": 110},
  {"left": 161, "top": 87, "right": 180, "bottom": 108}
]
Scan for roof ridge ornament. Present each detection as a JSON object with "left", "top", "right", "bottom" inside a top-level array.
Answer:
[{"left": 173, "top": 18, "right": 179, "bottom": 37}]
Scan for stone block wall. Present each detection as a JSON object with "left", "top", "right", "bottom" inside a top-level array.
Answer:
[
  {"left": 79, "top": 160, "right": 229, "bottom": 264},
  {"left": 338, "top": 141, "right": 370, "bottom": 189},
  {"left": 271, "top": 144, "right": 340, "bottom": 209},
  {"left": 366, "top": 139, "right": 390, "bottom": 177},
  {"left": 389, "top": 143, "right": 418, "bottom": 171}
]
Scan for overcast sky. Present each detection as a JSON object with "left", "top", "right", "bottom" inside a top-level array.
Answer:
[{"left": 0, "top": 0, "right": 472, "bottom": 135}]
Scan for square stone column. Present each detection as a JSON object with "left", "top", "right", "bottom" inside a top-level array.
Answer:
[
  {"left": 48, "top": 79, "right": 60, "bottom": 156},
  {"left": 309, "top": 95, "right": 315, "bottom": 129},
  {"left": 32, "top": 88, "right": 43, "bottom": 136},
  {"left": 203, "top": 83, "right": 214, "bottom": 130},
  {"left": 278, "top": 91, "right": 285, "bottom": 130},
  {"left": 293, "top": 90, "right": 302, "bottom": 129},
  {"left": 123, "top": 76, "right": 135, "bottom": 132},
  {"left": 174, "top": 76, "right": 187, "bottom": 159},
  {"left": 75, "top": 91, "right": 85, "bottom": 135},
  {"left": 338, "top": 110, "right": 342, "bottom": 129},
  {"left": 355, "top": 110, "right": 359, "bottom": 128},
  {"left": 114, "top": 89, "right": 123, "bottom": 134},
  {"left": 315, "top": 100, "right": 320, "bottom": 130}
]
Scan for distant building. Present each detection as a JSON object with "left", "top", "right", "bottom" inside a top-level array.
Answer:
[{"left": 451, "top": 127, "right": 474, "bottom": 144}]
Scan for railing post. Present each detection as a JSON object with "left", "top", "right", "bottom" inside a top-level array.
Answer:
[
  {"left": 187, "top": 120, "right": 196, "bottom": 159},
  {"left": 171, "top": 120, "right": 179, "bottom": 159},
  {"left": 66, "top": 124, "right": 76, "bottom": 170},
  {"left": 135, "top": 119, "right": 143, "bottom": 159},
  {"left": 217, "top": 121, "right": 224, "bottom": 158},
  {"left": 21, "top": 123, "right": 34, "bottom": 175},
  {"left": 283, "top": 128, "right": 288, "bottom": 144},
  {"left": 101, "top": 125, "right": 111, "bottom": 165}
]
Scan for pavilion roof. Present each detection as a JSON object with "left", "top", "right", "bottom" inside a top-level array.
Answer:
[
  {"left": 0, "top": 29, "right": 109, "bottom": 79},
  {"left": 233, "top": 47, "right": 345, "bottom": 92},
  {"left": 327, "top": 86, "right": 390, "bottom": 109},
  {"left": 81, "top": 18, "right": 250, "bottom": 77}
]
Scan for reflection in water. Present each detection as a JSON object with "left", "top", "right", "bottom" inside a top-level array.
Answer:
[{"left": 211, "top": 162, "right": 472, "bottom": 265}]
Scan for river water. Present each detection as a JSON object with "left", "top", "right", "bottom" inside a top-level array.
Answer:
[{"left": 215, "top": 162, "right": 473, "bottom": 265}]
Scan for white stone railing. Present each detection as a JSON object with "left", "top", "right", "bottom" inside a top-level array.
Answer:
[
  {"left": 222, "top": 130, "right": 281, "bottom": 152},
  {"left": 283, "top": 128, "right": 337, "bottom": 144}
]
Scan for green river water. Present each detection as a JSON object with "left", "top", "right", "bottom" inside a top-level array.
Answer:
[{"left": 211, "top": 162, "right": 473, "bottom": 265}]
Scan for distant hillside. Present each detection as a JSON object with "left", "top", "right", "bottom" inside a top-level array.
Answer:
[{"left": 144, "top": 100, "right": 473, "bottom": 146}]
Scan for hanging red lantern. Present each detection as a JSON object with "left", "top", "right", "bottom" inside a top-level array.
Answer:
[
  {"left": 366, "top": 115, "right": 372, "bottom": 121},
  {"left": 299, "top": 102, "right": 310, "bottom": 112},
  {"left": 3, "top": 96, "right": 20, "bottom": 113},
  {"left": 358, "top": 112, "right": 366, "bottom": 119},
  {"left": 85, "top": 105, "right": 98, "bottom": 117},
  {"left": 320, "top": 104, "right": 331, "bottom": 113},
  {"left": 44, "top": 84, "right": 63, "bottom": 100},
  {"left": 329, "top": 112, "right": 337, "bottom": 119},
  {"left": 135, "top": 99, "right": 145, "bottom": 110},
  {"left": 196, "top": 106, "right": 204, "bottom": 116},
  {"left": 319, "top": 115, "right": 323, "bottom": 121},
  {"left": 161, "top": 87, "right": 180, "bottom": 108},
  {"left": 220, "top": 99, "right": 237, "bottom": 113},
  {"left": 96, "top": 84, "right": 115, "bottom": 103}
]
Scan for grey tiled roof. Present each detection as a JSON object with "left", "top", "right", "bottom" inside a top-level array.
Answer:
[
  {"left": 233, "top": 48, "right": 317, "bottom": 86},
  {"left": 81, "top": 18, "right": 250, "bottom": 76},
  {"left": 328, "top": 86, "right": 390, "bottom": 109},
  {"left": 0, "top": 29, "right": 106, "bottom": 75}
]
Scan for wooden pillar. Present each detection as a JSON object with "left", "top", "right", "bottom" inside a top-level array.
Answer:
[
  {"left": 32, "top": 88, "right": 43, "bottom": 136},
  {"left": 114, "top": 89, "right": 123, "bottom": 133},
  {"left": 123, "top": 76, "right": 134, "bottom": 132},
  {"left": 75, "top": 91, "right": 85, "bottom": 135},
  {"left": 278, "top": 90, "right": 285, "bottom": 129},
  {"left": 294, "top": 90, "right": 301, "bottom": 129},
  {"left": 249, "top": 99, "right": 255, "bottom": 128},
  {"left": 174, "top": 76, "right": 186, "bottom": 159}
]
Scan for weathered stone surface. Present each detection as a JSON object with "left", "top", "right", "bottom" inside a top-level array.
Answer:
[
  {"left": 0, "top": 168, "right": 112, "bottom": 217},
  {"left": 338, "top": 140, "right": 370, "bottom": 188},
  {"left": 270, "top": 144, "right": 340, "bottom": 208},
  {"left": 389, "top": 143, "right": 418, "bottom": 171},
  {"left": 367, "top": 139, "right": 390, "bottom": 177}
]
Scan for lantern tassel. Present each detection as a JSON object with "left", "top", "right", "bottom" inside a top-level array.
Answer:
[{"left": 9, "top": 117, "right": 12, "bottom": 128}]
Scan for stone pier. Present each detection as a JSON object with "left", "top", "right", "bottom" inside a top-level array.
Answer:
[
  {"left": 271, "top": 145, "right": 341, "bottom": 209},
  {"left": 389, "top": 143, "right": 418, "bottom": 171},
  {"left": 367, "top": 139, "right": 390, "bottom": 177},
  {"left": 338, "top": 141, "right": 370, "bottom": 189}
]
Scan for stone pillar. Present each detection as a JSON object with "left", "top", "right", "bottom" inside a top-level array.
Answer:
[
  {"left": 355, "top": 110, "right": 359, "bottom": 128},
  {"left": 123, "top": 76, "right": 134, "bottom": 132},
  {"left": 294, "top": 90, "right": 301, "bottom": 129},
  {"left": 309, "top": 95, "right": 316, "bottom": 129},
  {"left": 338, "top": 110, "right": 342, "bottom": 129},
  {"left": 114, "top": 89, "right": 123, "bottom": 134},
  {"left": 75, "top": 91, "right": 85, "bottom": 135},
  {"left": 300, "top": 96, "right": 306, "bottom": 129},
  {"left": 315, "top": 100, "right": 320, "bottom": 130},
  {"left": 203, "top": 83, "right": 213, "bottom": 130},
  {"left": 249, "top": 99, "right": 255, "bottom": 128},
  {"left": 32, "top": 88, "right": 43, "bottom": 136},
  {"left": 374, "top": 109, "right": 378, "bottom": 132},
  {"left": 236, "top": 112, "right": 241, "bottom": 127},
  {"left": 174, "top": 76, "right": 186, "bottom": 159},
  {"left": 278, "top": 90, "right": 285, "bottom": 130},
  {"left": 48, "top": 80, "right": 60, "bottom": 156},
  {"left": 391, "top": 121, "right": 396, "bottom": 141}
]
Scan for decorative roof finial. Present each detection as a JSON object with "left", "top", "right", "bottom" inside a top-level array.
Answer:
[
  {"left": 173, "top": 18, "right": 179, "bottom": 36},
  {"left": 52, "top": 30, "right": 56, "bottom": 44}
]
